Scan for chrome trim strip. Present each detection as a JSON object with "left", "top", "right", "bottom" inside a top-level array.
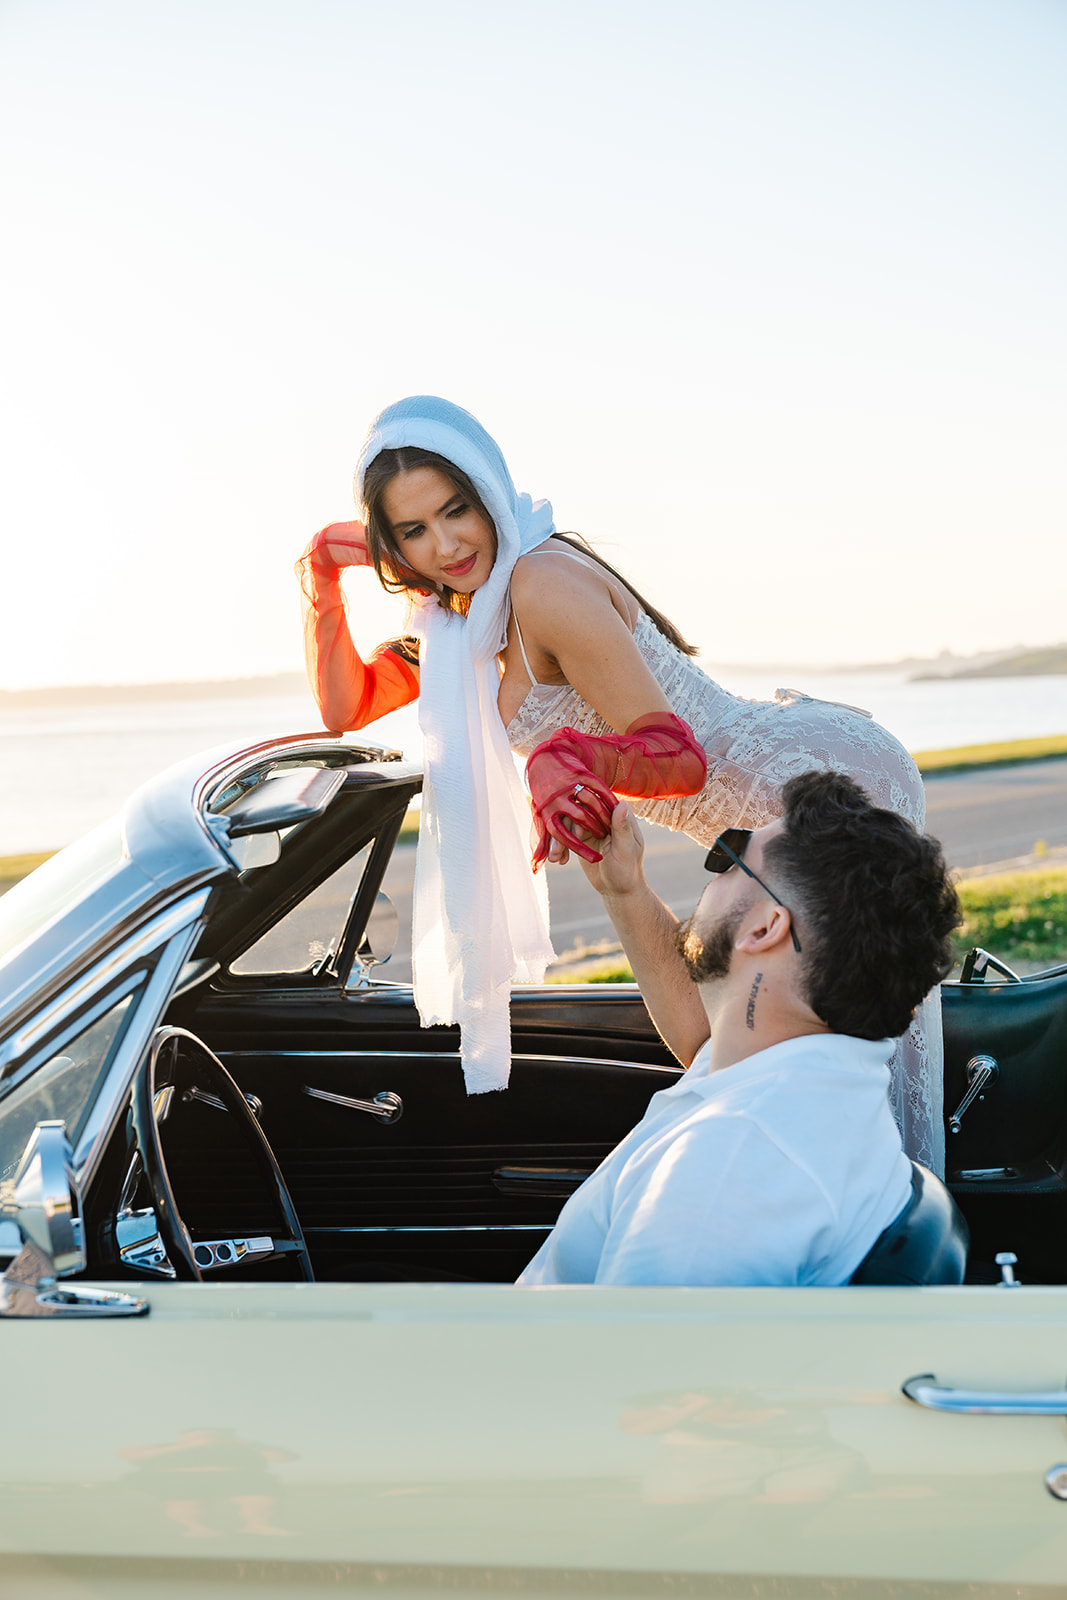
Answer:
[
  {"left": 3, "top": 968, "right": 148, "bottom": 1099},
  {"left": 304, "top": 1224, "right": 552, "bottom": 1234},
  {"left": 2, "top": 895, "right": 210, "bottom": 1073},
  {"left": 516, "top": 984, "right": 640, "bottom": 995},
  {"left": 220, "top": 1050, "right": 678, "bottom": 1075},
  {"left": 74, "top": 898, "right": 210, "bottom": 1185},
  {"left": 196, "top": 741, "right": 416, "bottom": 818}
]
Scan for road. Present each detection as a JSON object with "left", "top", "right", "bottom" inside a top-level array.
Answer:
[
  {"left": 923, "top": 758, "right": 1067, "bottom": 870},
  {"left": 371, "top": 757, "right": 1067, "bottom": 981},
  {"left": 6, "top": 756, "right": 1064, "bottom": 985}
]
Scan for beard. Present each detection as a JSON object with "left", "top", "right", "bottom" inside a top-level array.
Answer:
[{"left": 673, "top": 902, "right": 745, "bottom": 985}]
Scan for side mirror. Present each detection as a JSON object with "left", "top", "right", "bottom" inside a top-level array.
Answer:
[
  {"left": 10, "top": 1120, "right": 85, "bottom": 1277},
  {"left": 228, "top": 831, "right": 282, "bottom": 871},
  {"left": 346, "top": 893, "right": 400, "bottom": 990},
  {"left": 1, "top": 1121, "right": 147, "bottom": 1319}
]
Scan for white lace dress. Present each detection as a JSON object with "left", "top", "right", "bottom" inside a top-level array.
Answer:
[{"left": 506, "top": 611, "right": 944, "bottom": 1176}]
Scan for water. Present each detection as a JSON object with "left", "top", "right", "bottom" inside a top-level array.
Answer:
[
  {"left": 2, "top": 669, "right": 1066, "bottom": 856},
  {"left": 710, "top": 668, "right": 1067, "bottom": 753}
]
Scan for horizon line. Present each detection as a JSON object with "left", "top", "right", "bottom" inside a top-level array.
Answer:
[{"left": 2, "top": 642, "right": 1060, "bottom": 706}]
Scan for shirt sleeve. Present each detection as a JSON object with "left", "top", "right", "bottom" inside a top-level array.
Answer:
[{"left": 592, "top": 1115, "right": 837, "bottom": 1287}]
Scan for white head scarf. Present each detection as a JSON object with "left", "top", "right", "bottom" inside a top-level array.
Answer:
[{"left": 354, "top": 397, "right": 557, "bottom": 1093}]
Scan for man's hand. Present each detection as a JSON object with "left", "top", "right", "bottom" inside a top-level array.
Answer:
[
  {"left": 574, "top": 801, "right": 708, "bottom": 1069},
  {"left": 577, "top": 801, "right": 645, "bottom": 898}
]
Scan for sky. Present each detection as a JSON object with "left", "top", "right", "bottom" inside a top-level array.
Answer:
[{"left": 1, "top": 0, "right": 1064, "bottom": 690}]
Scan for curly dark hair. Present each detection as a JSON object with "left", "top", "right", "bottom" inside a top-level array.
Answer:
[{"left": 761, "top": 770, "right": 960, "bottom": 1040}]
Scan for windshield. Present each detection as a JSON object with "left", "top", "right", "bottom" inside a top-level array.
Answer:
[
  {"left": 0, "top": 818, "right": 126, "bottom": 971},
  {"left": 0, "top": 986, "right": 140, "bottom": 1192}
]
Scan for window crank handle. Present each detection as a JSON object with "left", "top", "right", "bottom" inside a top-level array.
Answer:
[{"left": 948, "top": 1055, "right": 998, "bottom": 1135}]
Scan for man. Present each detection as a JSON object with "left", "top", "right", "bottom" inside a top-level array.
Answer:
[{"left": 518, "top": 770, "right": 960, "bottom": 1287}]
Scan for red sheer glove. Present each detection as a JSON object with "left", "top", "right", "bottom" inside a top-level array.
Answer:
[
  {"left": 295, "top": 524, "right": 419, "bottom": 732},
  {"left": 525, "top": 712, "right": 707, "bottom": 869}
]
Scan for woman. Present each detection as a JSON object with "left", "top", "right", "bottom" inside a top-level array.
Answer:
[{"left": 297, "top": 396, "right": 941, "bottom": 1172}]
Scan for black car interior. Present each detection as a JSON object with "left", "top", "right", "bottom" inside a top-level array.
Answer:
[{"left": 66, "top": 759, "right": 1067, "bottom": 1290}]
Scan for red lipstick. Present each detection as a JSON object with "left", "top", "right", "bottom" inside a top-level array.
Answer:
[{"left": 443, "top": 554, "right": 477, "bottom": 578}]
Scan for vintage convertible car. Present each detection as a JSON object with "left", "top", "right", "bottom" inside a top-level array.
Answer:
[{"left": 3, "top": 730, "right": 1067, "bottom": 1596}]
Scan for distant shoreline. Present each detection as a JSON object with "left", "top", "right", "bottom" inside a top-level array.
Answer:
[
  {"left": 0, "top": 671, "right": 311, "bottom": 710},
  {"left": 912, "top": 645, "right": 1067, "bottom": 681},
  {"left": 4, "top": 645, "right": 1066, "bottom": 709}
]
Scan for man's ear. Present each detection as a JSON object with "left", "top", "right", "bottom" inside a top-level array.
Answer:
[{"left": 735, "top": 901, "right": 795, "bottom": 956}]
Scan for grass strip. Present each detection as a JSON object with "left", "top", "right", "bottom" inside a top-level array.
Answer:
[
  {"left": 954, "top": 865, "right": 1067, "bottom": 969},
  {"left": 548, "top": 960, "right": 635, "bottom": 984},
  {"left": 0, "top": 850, "right": 56, "bottom": 883},
  {"left": 914, "top": 733, "right": 1067, "bottom": 775}
]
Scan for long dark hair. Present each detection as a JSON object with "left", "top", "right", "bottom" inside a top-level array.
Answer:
[{"left": 360, "top": 446, "right": 699, "bottom": 656}]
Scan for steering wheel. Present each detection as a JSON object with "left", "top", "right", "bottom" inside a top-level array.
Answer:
[{"left": 130, "top": 1025, "right": 313, "bottom": 1283}]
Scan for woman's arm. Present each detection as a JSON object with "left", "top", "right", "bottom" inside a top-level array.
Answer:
[
  {"left": 509, "top": 551, "right": 672, "bottom": 731},
  {"left": 296, "top": 523, "right": 420, "bottom": 733},
  {"left": 511, "top": 554, "right": 707, "bottom": 865},
  {"left": 579, "top": 804, "right": 710, "bottom": 1068}
]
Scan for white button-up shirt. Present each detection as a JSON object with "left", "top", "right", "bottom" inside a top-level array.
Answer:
[{"left": 517, "top": 1032, "right": 913, "bottom": 1287}]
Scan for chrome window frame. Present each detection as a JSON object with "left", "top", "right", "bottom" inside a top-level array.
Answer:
[
  {"left": 0, "top": 895, "right": 208, "bottom": 1079},
  {"left": 0, "top": 891, "right": 211, "bottom": 1190},
  {"left": 1, "top": 969, "right": 147, "bottom": 1102},
  {"left": 75, "top": 894, "right": 210, "bottom": 1184}
]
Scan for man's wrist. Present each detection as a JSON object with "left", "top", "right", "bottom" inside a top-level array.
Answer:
[
  {"left": 597, "top": 881, "right": 643, "bottom": 906},
  {"left": 596, "top": 875, "right": 662, "bottom": 921}
]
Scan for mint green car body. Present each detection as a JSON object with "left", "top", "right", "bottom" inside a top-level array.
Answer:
[{"left": 3, "top": 734, "right": 1067, "bottom": 1596}]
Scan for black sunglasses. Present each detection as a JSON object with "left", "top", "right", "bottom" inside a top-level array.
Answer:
[{"left": 704, "top": 828, "right": 802, "bottom": 954}]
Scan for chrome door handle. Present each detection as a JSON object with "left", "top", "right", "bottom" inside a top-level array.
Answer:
[
  {"left": 903, "top": 1373, "right": 1067, "bottom": 1414},
  {"left": 302, "top": 1086, "right": 403, "bottom": 1124},
  {"left": 183, "top": 1085, "right": 264, "bottom": 1119}
]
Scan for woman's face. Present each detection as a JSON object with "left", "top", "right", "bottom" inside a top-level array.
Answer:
[{"left": 380, "top": 465, "right": 497, "bottom": 593}]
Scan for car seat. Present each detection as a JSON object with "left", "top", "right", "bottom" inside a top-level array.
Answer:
[{"left": 850, "top": 1162, "right": 969, "bottom": 1285}]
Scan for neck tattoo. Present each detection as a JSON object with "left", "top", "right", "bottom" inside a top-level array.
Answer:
[{"left": 745, "top": 972, "right": 763, "bottom": 1031}]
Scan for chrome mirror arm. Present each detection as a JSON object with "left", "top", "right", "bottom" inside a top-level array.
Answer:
[
  {"left": 6, "top": 1120, "right": 85, "bottom": 1277},
  {"left": 342, "top": 892, "right": 400, "bottom": 991}
]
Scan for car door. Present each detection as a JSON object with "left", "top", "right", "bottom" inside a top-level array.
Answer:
[
  {"left": 3, "top": 1280, "right": 1067, "bottom": 1593},
  {"left": 175, "top": 769, "right": 684, "bottom": 1281}
]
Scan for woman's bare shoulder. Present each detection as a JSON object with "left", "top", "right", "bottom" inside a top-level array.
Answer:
[{"left": 510, "top": 547, "right": 612, "bottom": 610}]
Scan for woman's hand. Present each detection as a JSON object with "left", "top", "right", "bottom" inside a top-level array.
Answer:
[
  {"left": 531, "top": 819, "right": 600, "bottom": 869},
  {"left": 525, "top": 710, "right": 705, "bottom": 873},
  {"left": 527, "top": 759, "right": 617, "bottom": 871},
  {"left": 305, "top": 521, "right": 373, "bottom": 573},
  {"left": 295, "top": 515, "right": 421, "bottom": 732}
]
